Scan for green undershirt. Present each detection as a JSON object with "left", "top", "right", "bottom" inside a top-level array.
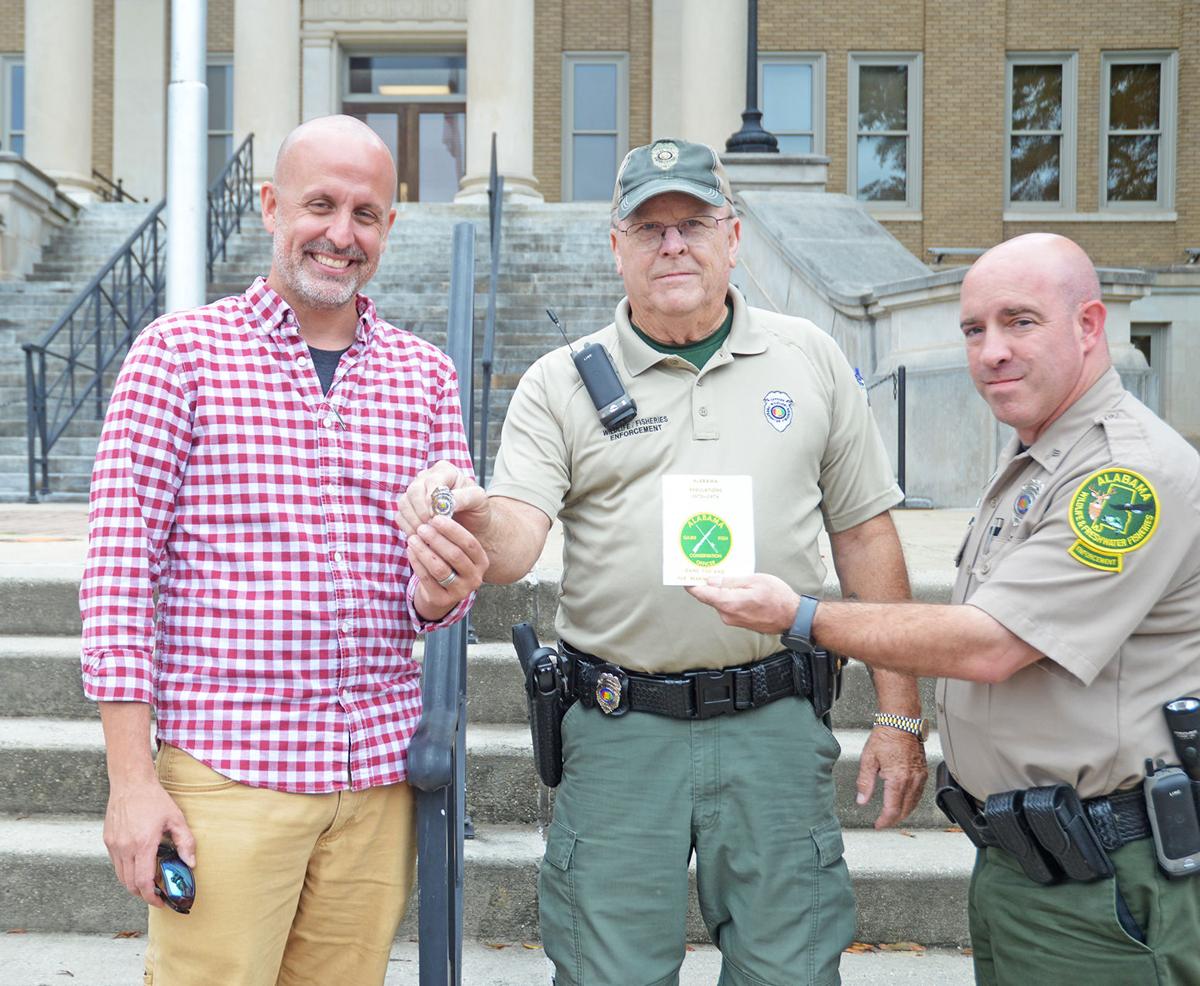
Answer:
[{"left": 631, "top": 302, "right": 733, "bottom": 370}]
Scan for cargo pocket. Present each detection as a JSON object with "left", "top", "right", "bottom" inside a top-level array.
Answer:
[
  {"left": 539, "top": 819, "right": 582, "bottom": 986},
  {"left": 807, "top": 818, "right": 856, "bottom": 982}
]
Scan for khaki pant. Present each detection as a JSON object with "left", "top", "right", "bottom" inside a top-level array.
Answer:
[
  {"left": 969, "top": 837, "right": 1200, "bottom": 985},
  {"left": 144, "top": 743, "right": 415, "bottom": 986}
]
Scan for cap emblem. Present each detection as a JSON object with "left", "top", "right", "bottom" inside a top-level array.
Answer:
[{"left": 651, "top": 141, "right": 680, "bottom": 171}]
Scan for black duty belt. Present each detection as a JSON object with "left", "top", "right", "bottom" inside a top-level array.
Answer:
[
  {"left": 936, "top": 762, "right": 1151, "bottom": 885},
  {"left": 561, "top": 641, "right": 837, "bottom": 720}
]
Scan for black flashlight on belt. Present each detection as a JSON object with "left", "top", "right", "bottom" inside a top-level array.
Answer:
[{"left": 1165, "top": 696, "right": 1200, "bottom": 781}]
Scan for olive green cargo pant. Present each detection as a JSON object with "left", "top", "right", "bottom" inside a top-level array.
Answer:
[
  {"left": 539, "top": 695, "right": 855, "bottom": 986},
  {"left": 969, "top": 837, "right": 1200, "bottom": 985}
]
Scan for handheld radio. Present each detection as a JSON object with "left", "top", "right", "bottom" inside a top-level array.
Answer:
[{"left": 546, "top": 308, "right": 637, "bottom": 432}]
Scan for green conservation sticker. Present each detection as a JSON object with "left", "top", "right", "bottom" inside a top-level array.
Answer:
[
  {"left": 680, "top": 512, "right": 732, "bottom": 567},
  {"left": 1066, "top": 467, "right": 1159, "bottom": 573}
]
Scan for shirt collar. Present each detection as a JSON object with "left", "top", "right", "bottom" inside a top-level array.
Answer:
[
  {"left": 615, "top": 285, "right": 768, "bottom": 375},
  {"left": 243, "top": 276, "right": 379, "bottom": 345},
  {"left": 1021, "top": 367, "right": 1126, "bottom": 473}
]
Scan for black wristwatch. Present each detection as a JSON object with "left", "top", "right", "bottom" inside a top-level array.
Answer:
[{"left": 781, "top": 594, "right": 821, "bottom": 652}]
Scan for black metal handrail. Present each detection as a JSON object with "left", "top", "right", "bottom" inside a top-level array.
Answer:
[
  {"left": 866, "top": 363, "right": 907, "bottom": 496},
  {"left": 477, "top": 133, "right": 504, "bottom": 487},
  {"left": 409, "top": 221, "right": 476, "bottom": 986},
  {"left": 207, "top": 134, "right": 255, "bottom": 281},
  {"left": 91, "top": 169, "right": 143, "bottom": 204},
  {"left": 23, "top": 135, "right": 256, "bottom": 501},
  {"left": 23, "top": 203, "right": 167, "bottom": 500}
]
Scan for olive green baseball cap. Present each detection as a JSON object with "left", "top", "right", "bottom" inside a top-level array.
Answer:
[{"left": 612, "top": 138, "right": 733, "bottom": 220}]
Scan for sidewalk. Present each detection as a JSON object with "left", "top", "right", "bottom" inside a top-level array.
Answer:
[{"left": 0, "top": 934, "right": 974, "bottom": 985}]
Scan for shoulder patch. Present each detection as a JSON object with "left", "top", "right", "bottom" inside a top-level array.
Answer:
[{"left": 1066, "top": 467, "right": 1159, "bottom": 573}]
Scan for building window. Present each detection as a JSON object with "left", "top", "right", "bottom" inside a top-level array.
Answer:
[
  {"left": 1, "top": 56, "right": 23, "bottom": 156},
  {"left": 207, "top": 58, "right": 233, "bottom": 186},
  {"left": 1006, "top": 54, "right": 1076, "bottom": 209},
  {"left": 562, "top": 53, "right": 628, "bottom": 202},
  {"left": 1101, "top": 51, "right": 1176, "bottom": 210},
  {"left": 848, "top": 53, "right": 922, "bottom": 211},
  {"left": 759, "top": 54, "right": 824, "bottom": 154}
]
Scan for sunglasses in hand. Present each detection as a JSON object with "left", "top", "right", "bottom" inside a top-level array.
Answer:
[{"left": 155, "top": 844, "right": 196, "bottom": 914}]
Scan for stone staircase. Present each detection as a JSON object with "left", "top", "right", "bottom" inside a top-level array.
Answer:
[
  {"left": 209, "top": 201, "right": 626, "bottom": 480},
  {"left": 0, "top": 202, "right": 157, "bottom": 501},
  {"left": 0, "top": 551, "right": 974, "bottom": 947},
  {"left": 2, "top": 200, "right": 623, "bottom": 501}
]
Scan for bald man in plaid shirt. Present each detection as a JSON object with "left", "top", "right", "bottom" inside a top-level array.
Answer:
[{"left": 80, "top": 115, "right": 486, "bottom": 986}]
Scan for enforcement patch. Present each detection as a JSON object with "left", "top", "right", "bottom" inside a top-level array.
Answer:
[
  {"left": 1067, "top": 467, "right": 1159, "bottom": 573},
  {"left": 651, "top": 140, "right": 679, "bottom": 170},
  {"left": 763, "top": 390, "right": 793, "bottom": 433},
  {"left": 1011, "top": 479, "right": 1042, "bottom": 526},
  {"left": 595, "top": 672, "right": 622, "bottom": 715}
]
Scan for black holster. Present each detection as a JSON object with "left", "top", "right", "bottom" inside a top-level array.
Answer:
[
  {"left": 513, "top": 623, "right": 572, "bottom": 788},
  {"left": 935, "top": 764, "right": 1115, "bottom": 885}
]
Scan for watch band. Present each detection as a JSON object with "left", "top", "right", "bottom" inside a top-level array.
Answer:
[
  {"left": 872, "top": 712, "right": 930, "bottom": 741},
  {"left": 781, "top": 593, "right": 821, "bottom": 652}
]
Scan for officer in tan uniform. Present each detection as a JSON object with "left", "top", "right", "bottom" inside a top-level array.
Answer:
[
  {"left": 398, "top": 139, "right": 927, "bottom": 986},
  {"left": 691, "top": 233, "right": 1200, "bottom": 985}
]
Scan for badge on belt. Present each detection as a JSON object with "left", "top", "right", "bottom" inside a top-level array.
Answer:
[{"left": 594, "top": 666, "right": 629, "bottom": 716}]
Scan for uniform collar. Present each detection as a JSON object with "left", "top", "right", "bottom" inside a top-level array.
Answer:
[
  {"left": 615, "top": 285, "right": 768, "bottom": 375},
  {"left": 1016, "top": 367, "right": 1126, "bottom": 473},
  {"left": 243, "top": 275, "right": 380, "bottom": 346}
]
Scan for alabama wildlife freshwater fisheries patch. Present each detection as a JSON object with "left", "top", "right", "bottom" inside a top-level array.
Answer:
[{"left": 1066, "top": 467, "right": 1159, "bottom": 573}]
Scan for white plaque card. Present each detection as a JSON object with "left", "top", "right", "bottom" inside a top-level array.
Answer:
[{"left": 661, "top": 474, "right": 755, "bottom": 585}]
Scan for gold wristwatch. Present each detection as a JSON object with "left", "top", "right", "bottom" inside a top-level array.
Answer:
[{"left": 872, "top": 712, "right": 930, "bottom": 742}]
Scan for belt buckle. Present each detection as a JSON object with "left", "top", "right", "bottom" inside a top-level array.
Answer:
[{"left": 691, "top": 669, "right": 735, "bottom": 719}]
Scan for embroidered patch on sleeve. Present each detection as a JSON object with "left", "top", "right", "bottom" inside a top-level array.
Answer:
[{"left": 1067, "top": 468, "right": 1159, "bottom": 573}]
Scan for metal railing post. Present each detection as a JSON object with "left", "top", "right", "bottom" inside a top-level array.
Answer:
[
  {"left": 409, "top": 221, "right": 476, "bottom": 986},
  {"left": 897, "top": 364, "right": 907, "bottom": 497},
  {"left": 24, "top": 347, "right": 38, "bottom": 503}
]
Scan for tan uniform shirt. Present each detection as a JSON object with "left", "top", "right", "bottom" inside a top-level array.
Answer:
[
  {"left": 489, "top": 286, "right": 902, "bottom": 673},
  {"left": 940, "top": 368, "right": 1200, "bottom": 800}
]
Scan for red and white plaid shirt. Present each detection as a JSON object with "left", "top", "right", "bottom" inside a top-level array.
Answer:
[{"left": 81, "top": 277, "right": 474, "bottom": 793}]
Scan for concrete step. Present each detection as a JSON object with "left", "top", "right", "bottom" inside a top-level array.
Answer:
[
  {"left": 0, "top": 636, "right": 938, "bottom": 732},
  {"left": 0, "top": 815, "right": 975, "bottom": 944},
  {"left": 0, "top": 565, "right": 956, "bottom": 641},
  {"left": 0, "top": 717, "right": 947, "bottom": 829},
  {"left": 0, "top": 933, "right": 975, "bottom": 985}
]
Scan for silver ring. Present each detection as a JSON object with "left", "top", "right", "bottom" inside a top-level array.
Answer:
[{"left": 436, "top": 570, "right": 458, "bottom": 588}]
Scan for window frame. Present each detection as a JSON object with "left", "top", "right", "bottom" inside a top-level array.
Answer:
[
  {"left": 758, "top": 52, "right": 825, "bottom": 155},
  {"left": 1005, "top": 52, "right": 1077, "bottom": 212},
  {"left": 847, "top": 52, "right": 922, "bottom": 215},
  {"left": 207, "top": 54, "right": 234, "bottom": 184},
  {"left": 339, "top": 48, "right": 468, "bottom": 105},
  {"left": 1100, "top": 50, "right": 1177, "bottom": 213},
  {"left": 561, "top": 51, "right": 629, "bottom": 203},
  {"left": 1, "top": 54, "right": 23, "bottom": 156}
]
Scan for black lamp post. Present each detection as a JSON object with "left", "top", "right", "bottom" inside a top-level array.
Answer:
[{"left": 725, "top": 0, "right": 778, "bottom": 153}]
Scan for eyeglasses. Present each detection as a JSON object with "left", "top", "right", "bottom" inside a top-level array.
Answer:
[
  {"left": 617, "top": 214, "right": 734, "bottom": 249},
  {"left": 155, "top": 844, "right": 196, "bottom": 914}
]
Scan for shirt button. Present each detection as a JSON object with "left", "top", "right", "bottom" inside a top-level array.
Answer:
[
  {"left": 988, "top": 497, "right": 998, "bottom": 508},
  {"left": 298, "top": 355, "right": 310, "bottom": 367},
  {"left": 324, "top": 416, "right": 335, "bottom": 428},
  {"left": 326, "top": 484, "right": 337, "bottom": 497},
  {"left": 334, "top": 551, "right": 344, "bottom": 563},
  {"left": 699, "top": 407, "right": 709, "bottom": 417},
  {"left": 341, "top": 621, "right": 352, "bottom": 633},
  {"left": 981, "top": 562, "right": 991, "bottom": 574}
]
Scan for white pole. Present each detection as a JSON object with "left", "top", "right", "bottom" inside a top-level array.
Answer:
[{"left": 166, "top": 0, "right": 208, "bottom": 312}]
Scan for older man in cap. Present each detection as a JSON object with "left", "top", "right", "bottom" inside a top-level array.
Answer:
[{"left": 400, "top": 138, "right": 926, "bottom": 985}]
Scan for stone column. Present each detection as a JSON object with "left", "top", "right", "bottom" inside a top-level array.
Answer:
[
  {"left": 301, "top": 30, "right": 338, "bottom": 123},
  {"left": 24, "top": 0, "right": 94, "bottom": 202},
  {"left": 113, "top": 0, "right": 168, "bottom": 201},
  {"left": 234, "top": 0, "right": 301, "bottom": 185},
  {"left": 677, "top": 0, "right": 744, "bottom": 150},
  {"left": 456, "top": 0, "right": 542, "bottom": 203},
  {"left": 651, "top": 0, "right": 684, "bottom": 139}
]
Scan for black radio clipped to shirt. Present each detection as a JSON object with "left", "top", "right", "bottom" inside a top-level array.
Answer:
[{"left": 546, "top": 308, "right": 637, "bottom": 432}]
